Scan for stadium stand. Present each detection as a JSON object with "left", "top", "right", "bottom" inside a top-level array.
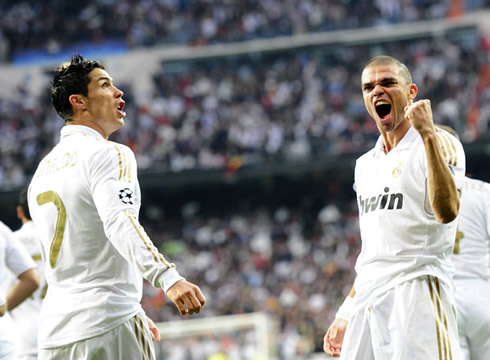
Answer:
[
  {"left": 0, "top": 23, "right": 489, "bottom": 189},
  {"left": 1, "top": 0, "right": 488, "bottom": 64}
]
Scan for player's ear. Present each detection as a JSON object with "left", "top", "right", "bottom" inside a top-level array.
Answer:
[
  {"left": 16, "top": 206, "right": 23, "bottom": 220},
  {"left": 408, "top": 83, "right": 418, "bottom": 101},
  {"left": 69, "top": 94, "right": 86, "bottom": 111}
]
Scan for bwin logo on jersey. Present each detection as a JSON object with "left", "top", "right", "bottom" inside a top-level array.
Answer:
[
  {"left": 358, "top": 187, "right": 403, "bottom": 215},
  {"left": 118, "top": 188, "right": 134, "bottom": 205}
]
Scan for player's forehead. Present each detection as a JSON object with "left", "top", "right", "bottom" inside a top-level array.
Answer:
[
  {"left": 88, "top": 68, "right": 112, "bottom": 85},
  {"left": 361, "top": 63, "right": 401, "bottom": 84}
]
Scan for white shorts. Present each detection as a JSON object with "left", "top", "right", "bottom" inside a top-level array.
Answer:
[
  {"left": 340, "top": 276, "right": 462, "bottom": 360},
  {"left": 39, "top": 310, "right": 155, "bottom": 360},
  {"left": 454, "top": 277, "right": 490, "bottom": 360}
]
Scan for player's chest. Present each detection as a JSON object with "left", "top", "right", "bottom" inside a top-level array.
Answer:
[{"left": 356, "top": 148, "right": 424, "bottom": 196}]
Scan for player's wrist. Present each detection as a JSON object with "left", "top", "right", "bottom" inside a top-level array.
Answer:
[
  {"left": 335, "top": 296, "right": 355, "bottom": 322},
  {"left": 160, "top": 268, "right": 185, "bottom": 293}
]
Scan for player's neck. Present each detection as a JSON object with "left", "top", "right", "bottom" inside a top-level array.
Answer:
[
  {"left": 66, "top": 116, "right": 110, "bottom": 140},
  {"left": 381, "top": 122, "right": 410, "bottom": 153}
]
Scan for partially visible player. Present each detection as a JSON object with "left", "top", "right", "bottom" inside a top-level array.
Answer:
[
  {"left": 28, "top": 54, "right": 206, "bottom": 360},
  {"left": 435, "top": 124, "right": 490, "bottom": 360},
  {"left": 9, "top": 188, "right": 45, "bottom": 360},
  {"left": 452, "top": 176, "right": 490, "bottom": 360},
  {"left": 0, "top": 221, "right": 40, "bottom": 359}
]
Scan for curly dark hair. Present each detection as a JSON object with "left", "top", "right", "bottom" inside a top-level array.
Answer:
[{"left": 51, "top": 54, "right": 104, "bottom": 122}]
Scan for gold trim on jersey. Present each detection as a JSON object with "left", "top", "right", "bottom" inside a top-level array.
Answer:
[
  {"left": 114, "top": 144, "right": 123, "bottom": 180},
  {"left": 122, "top": 149, "right": 128, "bottom": 181},
  {"left": 36, "top": 191, "right": 67, "bottom": 269},
  {"left": 113, "top": 143, "right": 132, "bottom": 182},
  {"left": 436, "top": 131, "right": 457, "bottom": 167},
  {"left": 122, "top": 148, "right": 132, "bottom": 183},
  {"left": 32, "top": 254, "right": 42, "bottom": 261},
  {"left": 40, "top": 282, "right": 48, "bottom": 299},
  {"left": 125, "top": 210, "right": 172, "bottom": 267},
  {"left": 427, "top": 276, "right": 453, "bottom": 360},
  {"left": 132, "top": 315, "right": 152, "bottom": 360}
]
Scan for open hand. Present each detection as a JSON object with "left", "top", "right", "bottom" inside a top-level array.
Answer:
[
  {"left": 323, "top": 318, "right": 348, "bottom": 357},
  {"left": 146, "top": 316, "right": 161, "bottom": 342}
]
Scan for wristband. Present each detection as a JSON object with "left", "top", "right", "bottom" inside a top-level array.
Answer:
[{"left": 335, "top": 296, "right": 355, "bottom": 322}]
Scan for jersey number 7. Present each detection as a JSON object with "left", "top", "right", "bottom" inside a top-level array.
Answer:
[{"left": 37, "top": 191, "right": 66, "bottom": 268}]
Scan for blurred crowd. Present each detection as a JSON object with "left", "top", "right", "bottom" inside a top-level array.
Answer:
[
  {"left": 1, "top": 0, "right": 488, "bottom": 62},
  {"left": 1, "top": 30, "right": 489, "bottom": 189},
  {"left": 140, "top": 196, "right": 361, "bottom": 358},
  {"left": 113, "top": 32, "right": 489, "bottom": 174}
]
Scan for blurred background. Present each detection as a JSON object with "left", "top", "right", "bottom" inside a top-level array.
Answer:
[{"left": 1, "top": 1, "right": 490, "bottom": 359}]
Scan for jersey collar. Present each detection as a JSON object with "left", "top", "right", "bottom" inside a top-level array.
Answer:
[
  {"left": 373, "top": 126, "right": 419, "bottom": 156},
  {"left": 60, "top": 125, "right": 106, "bottom": 140}
]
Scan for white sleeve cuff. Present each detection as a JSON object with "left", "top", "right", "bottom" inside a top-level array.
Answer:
[
  {"left": 159, "top": 267, "right": 185, "bottom": 293},
  {"left": 335, "top": 296, "right": 355, "bottom": 322}
]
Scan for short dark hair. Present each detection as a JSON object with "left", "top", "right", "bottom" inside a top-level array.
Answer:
[
  {"left": 364, "top": 55, "right": 413, "bottom": 85},
  {"left": 51, "top": 54, "right": 104, "bottom": 122},
  {"left": 18, "top": 187, "right": 31, "bottom": 220}
]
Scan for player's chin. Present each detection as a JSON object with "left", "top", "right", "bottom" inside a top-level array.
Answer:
[
  {"left": 378, "top": 118, "right": 396, "bottom": 132},
  {"left": 115, "top": 117, "right": 125, "bottom": 129}
]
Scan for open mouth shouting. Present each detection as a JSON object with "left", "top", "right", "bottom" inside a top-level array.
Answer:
[
  {"left": 117, "top": 101, "right": 126, "bottom": 117},
  {"left": 375, "top": 100, "right": 391, "bottom": 122}
]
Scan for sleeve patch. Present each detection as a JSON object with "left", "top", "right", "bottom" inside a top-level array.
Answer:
[{"left": 118, "top": 188, "right": 134, "bottom": 205}]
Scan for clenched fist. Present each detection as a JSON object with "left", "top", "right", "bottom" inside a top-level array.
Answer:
[{"left": 166, "top": 280, "right": 206, "bottom": 316}]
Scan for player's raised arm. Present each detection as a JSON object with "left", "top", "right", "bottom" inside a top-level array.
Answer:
[{"left": 405, "top": 102, "right": 464, "bottom": 223}]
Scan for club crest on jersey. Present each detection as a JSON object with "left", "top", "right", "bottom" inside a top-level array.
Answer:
[
  {"left": 358, "top": 187, "right": 403, "bottom": 215},
  {"left": 118, "top": 188, "right": 134, "bottom": 205},
  {"left": 392, "top": 161, "right": 405, "bottom": 177}
]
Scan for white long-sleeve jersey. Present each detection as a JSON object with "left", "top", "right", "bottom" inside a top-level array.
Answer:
[
  {"left": 0, "top": 221, "right": 36, "bottom": 352},
  {"left": 9, "top": 221, "right": 45, "bottom": 358},
  {"left": 452, "top": 176, "right": 490, "bottom": 280},
  {"left": 28, "top": 125, "right": 184, "bottom": 348},
  {"left": 353, "top": 126, "right": 465, "bottom": 307}
]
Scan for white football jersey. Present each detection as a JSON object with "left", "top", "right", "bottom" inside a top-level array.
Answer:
[
  {"left": 452, "top": 176, "right": 490, "bottom": 280},
  {"left": 9, "top": 221, "right": 45, "bottom": 358},
  {"left": 353, "top": 126, "right": 465, "bottom": 306},
  {"left": 0, "top": 221, "right": 36, "bottom": 355},
  {"left": 28, "top": 125, "right": 184, "bottom": 348}
]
